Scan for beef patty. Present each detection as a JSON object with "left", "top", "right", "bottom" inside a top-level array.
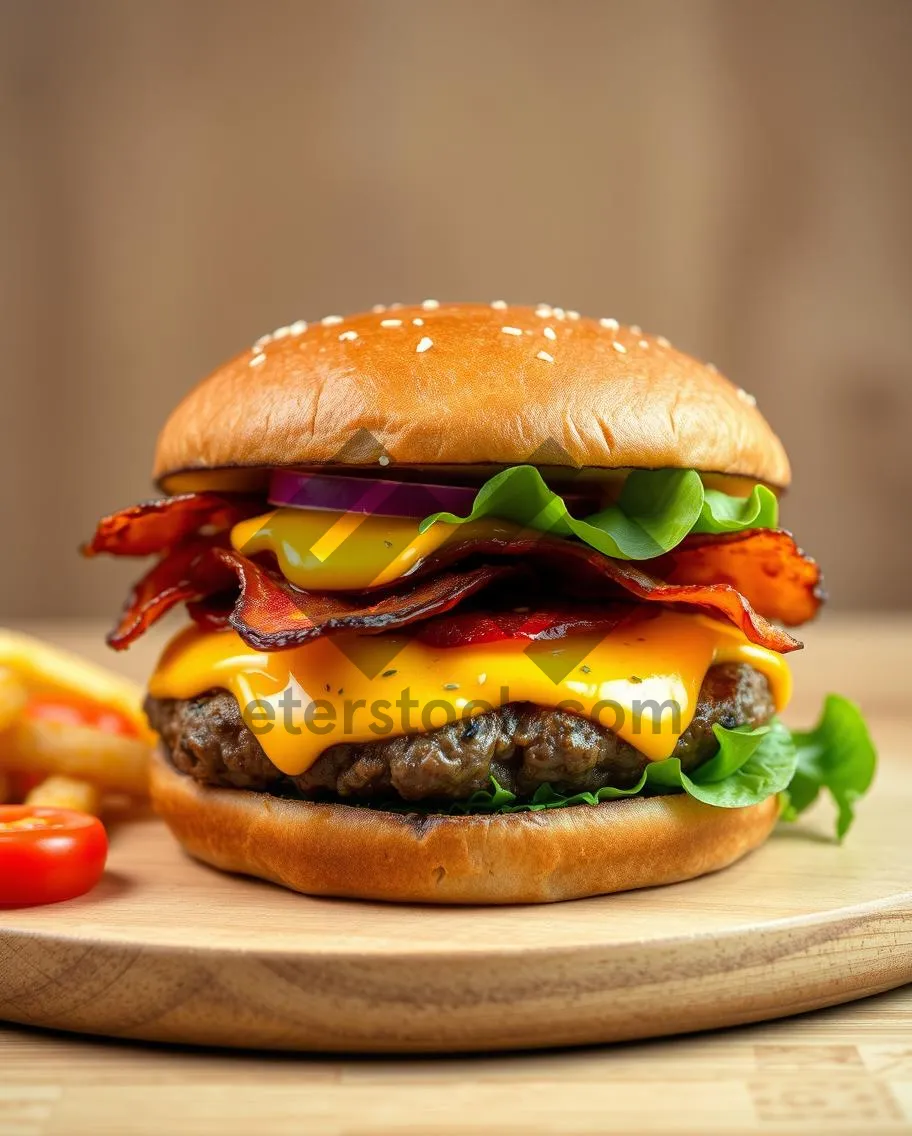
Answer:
[{"left": 145, "top": 663, "right": 775, "bottom": 805}]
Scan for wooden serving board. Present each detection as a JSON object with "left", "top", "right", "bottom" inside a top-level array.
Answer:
[{"left": 1, "top": 720, "right": 909, "bottom": 1054}]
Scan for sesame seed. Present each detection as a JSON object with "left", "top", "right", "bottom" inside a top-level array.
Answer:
[
  {"left": 477, "top": 673, "right": 487, "bottom": 684},
  {"left": 535, "top": 305, "right": 553, "bottom": 318},
  {"left": 272, "top": 325, "right": 290, "bottom": 339},
  {"left": 543, "top": 326, "right": 557, "bottom": 341},
  {"left": 536, "top": 350, "right": 555, "bottom": 363},
  {"left": 502, "top": 326, "right": 522, "bottom": 336},
  {"left": 612, "top": 341, "right": 627, "bottom": 354},
  {"left": 378, "top": 455, "right": 391, "bottom": 466},
  {"left": 639, "top": 338, "right": 649, "bottom": 349},
  {"left": 599, "top": 318, "right": 619, "bottom": 331},
  {"left": 552, "top": 307, "right": 566, "bottom": 319},
  {"left": 737, "top": 388, "right": 757, "bottom": 407},
  {"left": 630, "top": 324, "right": 642, "bottom": 335},
  {"left": 421, "top": 299, "right": 440, "bottom": 310},
  {"left": 491, "top": 300, "right": 507, "bottom": 310},
  {"left": 249, "top": 352, "right": 266, "bottom": 367},
  {"left": 338, "top": 330, "right": 358, "bottom": 342},
  {"left": 567, "top": 309, "right": 580, "bottom": 320},
  {"left": 412, "top": 317, "right": 424, "bottom": 326},
  {"left": 706, "top": 361, "right": 718, "bottom": 373},
  {"left": 371, "top": 304, "right": 386, "bottom": 313},
  {"left": 656, "top": 335, "right": 671, "bottom": 348},
  {"left": 416, "top": 336, "right": 434, "bottom": 353},
  {"left": 321, "top": 315, "right": 343, "bottom": 326},
  {"left": 289, "top": 320, "right": 308, "bottom": 335},
  {"left": 389, "top": 302, "right": 403, "bottom": 310},
  {"left": 380, "top": 318, "right": 402, "bottom": 328},
  {"left": 253, "top": 334, "right": 272, "bottom": 349}
]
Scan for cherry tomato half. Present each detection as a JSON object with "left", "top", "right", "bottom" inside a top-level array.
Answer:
[
  {"left": 0, "top": 806, "right": 108, "bottom": 908},
  {"left": 25, "top": 695, "right": 139, "bottom": 738}
]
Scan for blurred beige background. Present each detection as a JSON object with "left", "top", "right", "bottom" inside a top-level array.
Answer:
[{"left": 1, "top": 0, "right": 910, "bottom": 619}]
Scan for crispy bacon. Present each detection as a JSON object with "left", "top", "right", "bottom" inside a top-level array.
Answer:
[
  {"left": 106, "top": 536, "right": 237, "bottom": 649},
  {"left": 83, "top": 493, "right": 260, "bottom": 559},
  {"left": 107, "top": 539, "right": 517, "bottom": 652},
  {"left": 93, "top": 491, "right": 818, "bottom": 656},
  {"left": 401, "top": 527, "right": 821, "bottom": 630},
  {"left": 657, "top": 529, "right": 824, "bottom": 627},
  {"left": 580, "top": 554, "right": 803, "bottom": 653},
  {"left": 218, "top": 551, "right": 516, "bottom": 651},
  {"left": 396, "top": 534, "right": 806, "bottom": 652}
]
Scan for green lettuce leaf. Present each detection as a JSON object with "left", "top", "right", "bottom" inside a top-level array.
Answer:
[
  {"left": 344, "top": 699, "right": 875, "bottom": 842},
  {"left": 420, "top": 465, "right": 778, "bottom": 561},
  {"left": 436, "top": 707, "right": 875, "bottom": 841},
  {"left": 780, "top": 694, "right": 877, "bottom": 840},
  {"left": 449, "top": 719, "right": 797, "bottom": 814},
  {"left": 681, "top": 719, "right": 797, "bottom": 807}
]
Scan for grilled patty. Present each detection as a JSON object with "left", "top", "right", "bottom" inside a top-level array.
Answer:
[{"left": 145, "top": 663, "right": 775, "bottom": 805}]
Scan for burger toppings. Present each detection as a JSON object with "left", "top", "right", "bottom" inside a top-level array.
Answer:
[
  {"left": 419, "top": 464, "right": 780, "bottom": 561},
  {"left": 267, "top": 468, "right": 599, "bottom": 520},
  {"left": 86, "top": 483, "right": 820, "bottom": 653},
  {"left": 84, "top": 462, "right": 875, "bottom": 838}
]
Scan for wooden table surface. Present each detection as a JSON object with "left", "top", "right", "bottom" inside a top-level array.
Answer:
[{"left": 1, "top": 615, "right": 910, "bottom": 1135}]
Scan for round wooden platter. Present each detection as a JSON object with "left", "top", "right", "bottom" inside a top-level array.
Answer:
[{"left": 1, "top": 738, "right": 910, "bottom": 1055}]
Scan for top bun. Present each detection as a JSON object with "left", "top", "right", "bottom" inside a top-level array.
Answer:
[{"left": 154, "top": 302, "right": 790, "bottom": 490}]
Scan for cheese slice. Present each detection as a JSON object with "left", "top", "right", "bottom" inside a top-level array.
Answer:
[
  {"left": 231, "top": 508, "right": 523, "bottom": 591},
  {"left": 149, "top": 611, "right": 791, "bottom": 777}
]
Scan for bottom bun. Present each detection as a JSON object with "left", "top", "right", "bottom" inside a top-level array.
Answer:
[{"left": 151, "top": 749, "right": 780, "bottom": 905}]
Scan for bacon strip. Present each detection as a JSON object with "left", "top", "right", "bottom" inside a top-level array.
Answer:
[
  {"left": 584, "top": 556, "right": 803, "bottom": 652},
  {"left": 218, "top": 551, "right": 516, "bottom": 651},
  {"left": 220, "top": 542, "right": 802, "bottom": 651},
  {"left": 107, "top": 539, "right": 517, "bottom": 652},
  {"left": 106, "top": 536, "right": 237, "bottom": 649},
  {"left": 95, "top": 492, "right": 818, "bottom": 655},
  {"left": 657, "top": 529, "right": 824, "bottom": 627},
  {"left": 400, "top": 528, "right": 821, "bottom": 630},
  {"left": 395, "top": 534, "right": 806, "bottom": 652},
  {"left": 83, "top": 493, "right": 260, "bottom": 558}
]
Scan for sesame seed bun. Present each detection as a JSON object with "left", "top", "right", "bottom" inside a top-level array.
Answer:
[
  {"left": 150, "top": 748, "right": 780, "bottom": 905},
  {"left": 153, "top": 302, "right": 790, "bottom": 491}
]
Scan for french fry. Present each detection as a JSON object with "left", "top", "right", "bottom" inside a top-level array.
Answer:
[
  {"left": 0, "top": 630, "right": 153, "bottom": 742},
  {"left": 25, "top": 774, "right": 101, "bottom": 815},
  {"left": 0, "top": 718, "right": 150, "bottom": 797},
  {"left": 0, "top": 667, "right": 27, "bottom": 735}
]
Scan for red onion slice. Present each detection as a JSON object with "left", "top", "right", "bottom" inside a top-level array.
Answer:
[
  {"left": 268, "top": 470, "right": 481, "bottom": 518},
  {"left": 268, "top": 469, "right": 600, "bottom": 521}
]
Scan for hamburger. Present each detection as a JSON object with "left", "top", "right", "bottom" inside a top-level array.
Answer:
[{"left": 84, "top": 301, "right": 875, "bottom": 903}]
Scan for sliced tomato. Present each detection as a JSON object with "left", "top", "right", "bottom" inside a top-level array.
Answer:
[
  {"left": 0, "top": 807, "right": 108, "bottom": 907},
  {"left": 413, "top": 604, "right": 651, "bottom": 648},
  {"left": 25, "top": 694, "right": 140, "bottom": 738}
]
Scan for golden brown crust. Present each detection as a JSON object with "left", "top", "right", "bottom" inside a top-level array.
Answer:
[
  {"left": 151, "top": 749, "right": 780, "bottom": 905},
  {"left": 153, "top": 303, "right": 790, "bottom": 490}
]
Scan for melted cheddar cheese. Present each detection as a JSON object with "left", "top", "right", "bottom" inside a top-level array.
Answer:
[
  {"left": 231, "top": 509, "right": 523, "bottom": 591},
  {"left": 149, "top": 611, "right": 791, "bottom": 777}
]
